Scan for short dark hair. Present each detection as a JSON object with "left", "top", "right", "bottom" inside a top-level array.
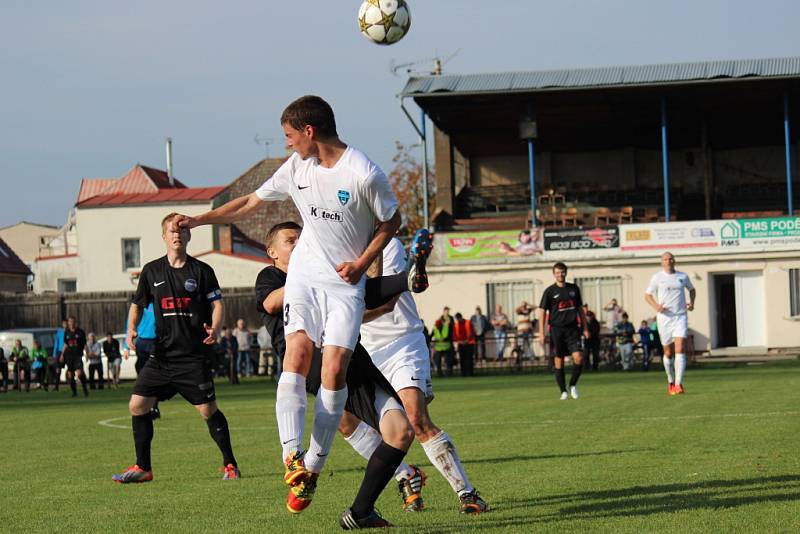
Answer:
[
  {"left": 552, "top": 262, "right": 568, "bottom": 272},
  {"left": 281, "top": 95, "right": 337, "bottom": 138},
  {"left": 266, "top": 221, "right": 302, "bottom": 249},
  {"left": 106, "top": 332, "right": 113, "bottom": 337}
]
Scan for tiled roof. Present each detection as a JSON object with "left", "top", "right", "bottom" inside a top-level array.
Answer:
[
  {"left": 0, "top": 238, "right": 32, "bottom": 275},
  {"left": 77, "top": 164, "right": 188, "bottom": 204},
  {"left": 76, "top": 187, "right": 226, "bottom": 207}
]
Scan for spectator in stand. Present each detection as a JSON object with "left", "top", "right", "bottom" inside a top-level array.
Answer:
[
  {"left": 233, "top": 319, "right": 253, "bottom": 378},
  {"left": 603, "top": 299, "right": 623, "bottom": 328},
  {"left": 31, "top": 340, "right": 48, "bottom": 390},
  {"left": 638, "top": 320, "right": 653, "bottom": 371},
  {"left": 583, "top": 304, "right": 601, "bottom": 370},
  {"left": 515, "top": 301, "right": 536, "bottom": 359},
  {"left": 11, "top": 339, "right": 31, "bottom": 392},
  {"left": 220, "top": 326, "right": 239, "bottom": 385},
  {"left": 470, "top": 306, "right": 490, "bottom": 361},
  {"left": 614, "top": 313, "right": 636, "bottom": 371},
  {"left": 0, "top": 346, "right": 7, "bottom": 393},
  {"left": 85, "top": 333, "right": 104, "bottom": 390},
  {"left": 431, "top": 318, "right": 455, "bottom": 377},
  {"left": 453, "top": 312, "right": 476, "bottom": 376},
  {"left": 104, "top": 332, "right": 122, "bottom": 388},
  {"left": 256, "top": 325, "right": 274, "bottom": 378},
  {"left": 491, "top": 304, "right": 509, "bottom": 361}
]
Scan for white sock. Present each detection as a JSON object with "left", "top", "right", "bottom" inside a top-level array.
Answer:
[
  {"left": 343, "top": 420, "right": 413, "bottom": 481},
  {"left": 420, "top": 430, "right": 473, "bottom": 496},
  {"left": 305, "top": 386, "right": 348, "bottom": 474},
  {"left": 675, "top": 353, "right": 686, "bottom": 385},
  {"left": 275, "top": 372, "right": 307, "bottom": 458},
  {"left": 662, "top": 356, "right": 675, "bottom": 384}
]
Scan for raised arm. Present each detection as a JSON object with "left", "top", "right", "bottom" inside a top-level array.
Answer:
[{"left": 175, "top": 192, "right": 264, "bottom": 229}]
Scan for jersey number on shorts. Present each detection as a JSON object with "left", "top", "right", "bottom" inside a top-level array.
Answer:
[{"left": 284, "top": 303, "right": 290, "bottom": 326}]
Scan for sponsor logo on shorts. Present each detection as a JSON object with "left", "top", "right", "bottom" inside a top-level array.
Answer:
[{"left": 309, "top": 205, "right": 343, "bottom": 222}]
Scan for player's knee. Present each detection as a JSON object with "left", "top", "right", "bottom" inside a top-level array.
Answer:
[
  {"left": 338, "top": 411, "right": 361, "bottom": 437},
  {"left": 129, "top": 396, "right": 149, "bottom": 415}
]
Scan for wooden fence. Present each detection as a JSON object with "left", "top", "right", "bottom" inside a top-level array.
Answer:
[{"left": 0, "top": 288, "right": 264, "bottom": 334}]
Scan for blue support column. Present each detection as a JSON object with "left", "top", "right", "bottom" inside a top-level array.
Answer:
[
  {"left": 661, "top": 96, "right": 671, "bottom": 221},
  {"left": 528, "top": 139, "right": 536, "bottom": 227},
  {"left": 784, "top": 92, "right": 794, "bottom": 215},
  {"left": 420, "top": 110, "right": 430, "bottom": 229}
]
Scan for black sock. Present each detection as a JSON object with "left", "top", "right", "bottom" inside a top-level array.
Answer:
[
  {"left": 555, "top": 367, "right": 566, "bottom": 393},
  {"left": 364, "top": 273, "right": 408, "bottom": 310},
  {"left": 69, "top": 377, "right": 77, "bottom": 395},
  {"left": 207, "top": 410, "right": 237, "bottom": 467},
  {"left": 569, "top": 363, "right": 583, "bottom": 387},
  {"left": 351, "top": 441, "right": 407, "bottom": 519},
  {"left": 132, "top": 414, "right": 154, "bottom": 471}
]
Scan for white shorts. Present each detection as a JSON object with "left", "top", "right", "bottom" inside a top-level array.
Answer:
[
  {"left": 283, "top": 280, "right": 365, "bottom": 350},
  {"left": 374, "top": 386, "right": 405, "bottom": 421},
  {"left": 656, "top": 313, "right": 688, "bottom": 346},
  {"left": 369, "top": 331, "right": 434, "bottom": 400}
]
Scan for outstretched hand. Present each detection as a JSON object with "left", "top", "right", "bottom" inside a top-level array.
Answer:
[{"left": 170, "top": 214, "right": 196, "bottom": 231}]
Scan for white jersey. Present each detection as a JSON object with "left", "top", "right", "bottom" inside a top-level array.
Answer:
[
  {"left": 256, "top": 147, "right": 397, "bottom": 294},
  {"left": 645, "top": 270, "right": 694, "bottom": 317},
  {"left": 360, "top": 238, "right": 424, "bottom": 353}
]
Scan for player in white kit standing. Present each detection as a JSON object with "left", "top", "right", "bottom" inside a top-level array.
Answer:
[
  {"left": 644, "top": 251, "right": 696, "bottom": 395},
  {"left": 172, "top": 96, "right": 401, "bottom": 512},
  {"left": 353, "top": 237, "right": 488, "bottom": 514}
]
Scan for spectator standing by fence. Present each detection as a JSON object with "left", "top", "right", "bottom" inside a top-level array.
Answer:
[
  {"left": 603, "top": 299, "right": 623, "bottom": 328},
  {"left": 11, "top": 339, "right": 31, "bottom": 392},
  {"left": 31, "top": 340, "right": 48, "bottom": 390},
  {"left": 104, "top": 332, "right": 122, "bottom": 388},
  {"left": 85, "top": 333, "right": 104, "bottom": 390},
  {"left": 453, "top": 312, "right": 475, "bottom": 376},
  {"left": 220, "top": 327, "right": 239, "bottom": 385},
  {"left": 491, "top": 304, "right": 509, "bottom": 361},
  {"left": 60, "top": 316, "right": 89, "bottom": 398},
  {"left": 256, "top": 325, "right": 274, "bottom": 378},
  {"left": 233, "top": 319, "right": 252, "bottom": 378},
  {"left": 431, "top": 319, "right": 455, "bottom": 377},
  {"left": 583, "top": 305, "right": 602, "bottom": 370},
  {"left": 470, "top": 307, "right": 489, "bottom": 361},
  {"left": 615, "top": 313, "right": 636, "bottom": 371},
  {"left": 638, "top": 321, "right": 653, "bottom": 371},
  {"left": 515, "top": 301, "right": 536, "bottom": 359}
]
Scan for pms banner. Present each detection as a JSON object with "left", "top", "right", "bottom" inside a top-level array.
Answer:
[{"left": 543, "top": 226, "right": 619, "bottom": 251}]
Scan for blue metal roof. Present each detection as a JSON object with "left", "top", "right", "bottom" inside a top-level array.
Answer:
[{"left": 400, "top": 57, "right": 800, "bottom": 97}]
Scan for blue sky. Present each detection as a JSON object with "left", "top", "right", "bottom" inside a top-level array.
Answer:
[{"left": 2, "top": 0, "right": 799, "bottom": 227}]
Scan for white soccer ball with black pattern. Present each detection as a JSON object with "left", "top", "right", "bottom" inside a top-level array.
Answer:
[{"left": 358, "top": 0, "right": 411, "bottom": 45}]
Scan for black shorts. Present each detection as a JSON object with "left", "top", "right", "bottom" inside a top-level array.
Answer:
[
  {"left": 305, "top": 343, "right": 401, "bottom": 432},
  {"left": 550, "top": 327, "right": 583, "bottom": 357},
  {"left": 133, "top": 357, "right": 215, "bottom": 405},
  {"left": 63, "top": 353, "right": 84, "bottom": 372}
]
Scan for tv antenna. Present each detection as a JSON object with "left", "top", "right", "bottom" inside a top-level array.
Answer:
[
  {"left": 390, "top": 49, "right": 460, "bottom": 77},
  {"left": 254, "top": 134, "right": 274, "bottom": 158}
]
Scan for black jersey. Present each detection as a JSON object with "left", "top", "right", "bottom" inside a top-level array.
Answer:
[
  {"left": 539, "top": 282, "right": 583, "bottom": 328},
  {"left": 63, "top": 328, "right": 87, "bottom": 357},
  {"left": 132, "top": 255, "right": 222, "bottom": 359},
  {"left": 255, "top": 265, "right": 287, "bottom": 358}
]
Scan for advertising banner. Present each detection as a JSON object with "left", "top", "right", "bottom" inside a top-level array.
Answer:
[
  {"left": 719, "top": 217, "right": 800, "bottom": 251},
  {"left": 445, "top": 228, "right": 543, "bottom": 262},
  {"left": 543, "top": 226, "right": 619, "bottom": 251},
  {"left": 620, "top": 221, "right": 722, "bottom": 255}
]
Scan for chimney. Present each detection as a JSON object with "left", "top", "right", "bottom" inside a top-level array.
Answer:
[{"left": 165, "top": 137, "right": 174, "bottom": 186}]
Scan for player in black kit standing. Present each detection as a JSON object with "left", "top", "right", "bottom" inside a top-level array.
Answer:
[
  {"left": 59, "top": 316, "right": 89, "bottom": 397},
  {"left": 112, "top": 213, "right": 240, "bottom": 483},
  {"left": 537, "top": 262, "right": 591, "bottom": 400}
]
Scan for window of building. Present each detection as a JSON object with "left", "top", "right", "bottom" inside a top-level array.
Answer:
[
  {"left": 122, "top": 238, "right": 141, "bottom": 270},
  {"left": 486, "top": 280, "right": 535, "bottom": 325},
  {"left": 790, "top": 269, "right": 800, "bottom": 317},
  {"left": 58, "top": 278, "right": 77, "bottom": 293},
  {"left": 574, "top": 276, "right": 623, "bottom": 317}
]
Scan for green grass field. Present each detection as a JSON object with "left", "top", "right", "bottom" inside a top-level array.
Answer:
[{"left": 2, "top": 362, "right": 799, "bottom": 533}]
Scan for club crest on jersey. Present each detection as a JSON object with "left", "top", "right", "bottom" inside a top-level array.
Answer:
[
  {"left": 184, "top": 278, "right": 198, "bottom": 292},
  {"left": 337, "top": 189, "right": 350, "bottom": 206}
]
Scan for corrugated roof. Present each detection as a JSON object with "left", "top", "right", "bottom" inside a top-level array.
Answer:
[
  {"left": 400, "top": 56, "right": 800, "bottom": 97},
  {"left": 76, "top": 187, "right": 226, "bottom": 207}
]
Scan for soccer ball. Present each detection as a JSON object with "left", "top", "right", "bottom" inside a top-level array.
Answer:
[{"left": 358, "top": 0, "right": 411, "bottom": 45}]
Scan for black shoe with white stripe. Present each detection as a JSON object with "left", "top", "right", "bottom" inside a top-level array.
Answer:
[{"left": 339, "top": 508, "right": 392, "bottom": 530}]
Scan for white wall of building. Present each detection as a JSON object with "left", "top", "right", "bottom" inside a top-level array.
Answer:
[
  {"left": 412, "top": 252, "right": 800, "bottom": 351},
  {"left": 196, "top": 252, "right": 270, "bottom": 288},
  {"left": 34, "top": 254, "right": 80, "bottom": 292},
  {"left": 74, "top": 203, "right": 215, "bottom": 292}
]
